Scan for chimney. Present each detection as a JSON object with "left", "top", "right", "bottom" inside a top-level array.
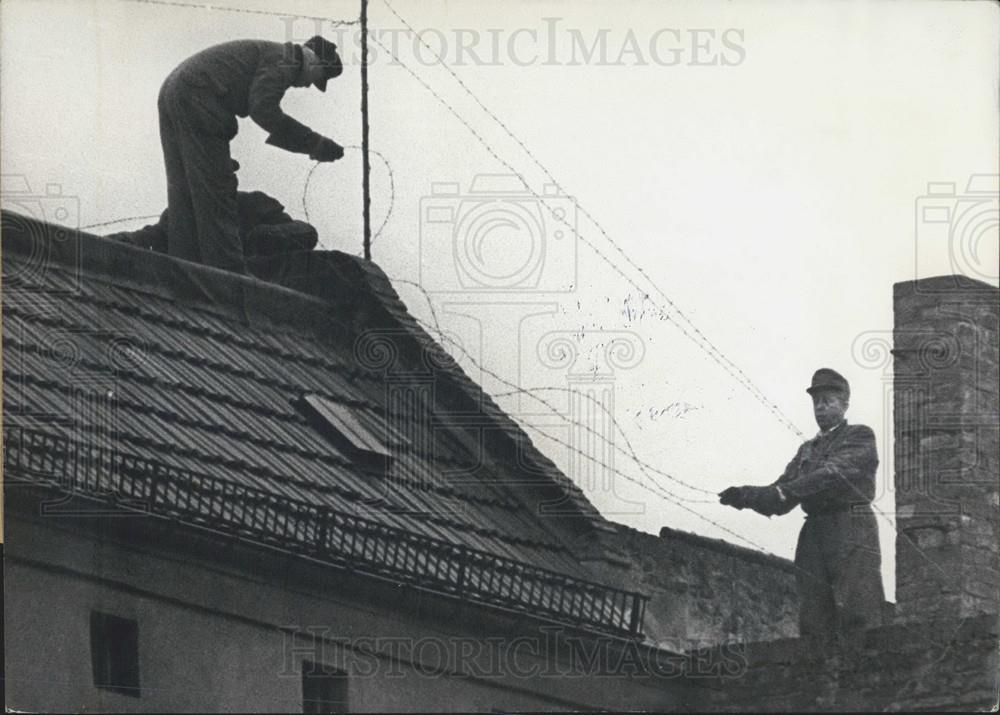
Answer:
[{"left": 892, "top": 275, "right": 999, "bottom": 622}]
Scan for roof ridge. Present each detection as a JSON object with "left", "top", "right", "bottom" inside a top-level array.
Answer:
[{"left": 1, "top": 211, "right": 354, "bottom": 340}]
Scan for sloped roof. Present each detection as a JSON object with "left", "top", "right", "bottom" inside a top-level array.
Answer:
[{"left": 2, "top": 212, "right": 645, "bottom": 636}]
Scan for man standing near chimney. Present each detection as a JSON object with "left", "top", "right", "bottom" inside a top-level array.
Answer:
[
  {"left": 157, "top": 36, "right": 345, "bottom": 273},
  {"left": 719, "top": 368, "right": 886, "bottom": 649}
]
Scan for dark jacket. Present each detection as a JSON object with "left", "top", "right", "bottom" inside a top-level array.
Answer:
[
  {"left": 166, "top": 39, "right": 322, "bottom": 154},
  {"left": 770, "top": 422, "right": 879, "bottom": 515}
]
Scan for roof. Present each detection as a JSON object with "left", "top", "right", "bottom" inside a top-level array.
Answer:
[{"left": 2, "top": 211, "right": 645, "bottom": 636}]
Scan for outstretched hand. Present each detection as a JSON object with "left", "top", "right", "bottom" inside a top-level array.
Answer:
[
  {"left": 719, "top": 486, "right": 748, "bottom": 509},
  {"left": 311, "top": 137, "right": 345, "bottom": 162},
  {"left": 720, "top": 485, "right": 785, "bottom": 516}
]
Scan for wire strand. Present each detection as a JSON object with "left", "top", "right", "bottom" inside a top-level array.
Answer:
[
  {"left": 377, "top": 0, "right": 806, "bottom": 441},
  {"left": 80, "top": 215, "right": 162, "bottom": 231},
  {"left": 384, "top": 274, "right": 716, "bottom": 499},
  {"left": 365, "top": 30, "right": 806, "bottom": 441},
  {"left": 117, "top": 0, "right": 360, "bottom": 24},
  {"left": 301, "top": 146, "right": 395, "bottom": 244}
]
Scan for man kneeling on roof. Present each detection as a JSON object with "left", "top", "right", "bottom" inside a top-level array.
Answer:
[
  {"left": 719, "top": 368, "right": 886, "bottom": 652},
  {"left": 108, "top": 187, "right": 318, "bottom": 258},
  {"left": 157, "top": 36, "right": 344, "bottom": 273}
]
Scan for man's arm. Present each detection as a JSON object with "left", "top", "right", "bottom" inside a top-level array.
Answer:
[
  {"left": 718, "top": 442, "right": 806, "bottom": 515},
  {"left": 761, "top": 483, "right": 799, "bottom": 516},
  {"left": 749, "top": 444, "right": 807, "bottom": 516},
  {"left": 779, "top": 425, "right": 878, "bottom": 504},
  {"left": 248, "top": 48, "right": 325, "bottom": 155}
]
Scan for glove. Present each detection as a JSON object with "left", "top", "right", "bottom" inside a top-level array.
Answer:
[
  {"left": 311, "top": 137, "right": 345, "bottom": 162},
  {"left": 719, "top": 486, "right": 749, "bottom": 509}
]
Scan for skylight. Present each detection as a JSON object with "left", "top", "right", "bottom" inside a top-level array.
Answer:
[{"left": 296, "top": 393, "right": 392, "bottom": 470}]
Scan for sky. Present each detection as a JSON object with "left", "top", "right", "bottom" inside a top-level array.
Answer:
[{"left": 2, "top": 0, "right": 998, "bottom": 599}]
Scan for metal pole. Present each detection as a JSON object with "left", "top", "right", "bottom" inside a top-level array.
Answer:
[{"left": 360, "top": 0, "right": 372, "bottom": 260}]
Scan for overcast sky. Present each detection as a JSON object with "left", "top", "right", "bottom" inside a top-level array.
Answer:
[{"left": 3, "top": 0, "right": 998, "bottom": 599}]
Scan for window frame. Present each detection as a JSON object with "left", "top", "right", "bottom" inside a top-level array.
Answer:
[
  {"left": 301, "top": 659, "right": 349, "bottom": 714},
  {"left": 89, "top": 610, "right": 141, "bottom": 698}
]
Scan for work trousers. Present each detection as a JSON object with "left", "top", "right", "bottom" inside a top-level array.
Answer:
[
  {"left": 794, "top": 506, "right": 885, "bottom": 644},
  {"left": 157, "top": 71, "right": 245, "bottom": 273}
]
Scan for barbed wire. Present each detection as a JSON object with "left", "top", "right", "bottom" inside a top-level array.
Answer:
[
  {"left": 379, "top": 271, "right": 954, "bottom": 589},
  {"left": 117, "top": 0, "right": 360, "bottom": 24},
  {"left": 396, "top": 305, "right": 968, "bottom": 609},
  {"left": 365, "top": 30, "right": 807, "bottom": 442},
  {"left": 376, "top": 0, "right": 806, "bottom": 443},
  {"left": 81, "top": 215, "right": 162, "bottom": 231},
  {"left": 390, "top": 308, "right": 857, "bottom": 592},
  {"left": 80, "top": 145, "right": 396, "bottom": 249},
  {"left": 494, "top": 385, "right": 719, "bottom": 498},
  {"left": 301, "top": 145, "right": 395, "bottom": 246},
  {"left": 383, "top": 273, "right": 717, "bottom": 500}
]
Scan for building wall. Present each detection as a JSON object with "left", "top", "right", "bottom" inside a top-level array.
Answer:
[
  {"left": 683, "top": 614, "right": 999, "bottom": 712},
  {"left": 892, "top": 276, "right": 1000, "bottom": 621},
  {"left": 583, "top": 524, "right": 798, "bottom": 650},
  {"left": 3, "top": 508, "right": 686, "bottom": 713}
]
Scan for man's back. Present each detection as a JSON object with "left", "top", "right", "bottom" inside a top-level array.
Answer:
[
  {"left": 168, "top": 40, "right": 296, "bottom": 120},
  {"left": 155, "top": 35, "right": 342, "bottom": 271}
]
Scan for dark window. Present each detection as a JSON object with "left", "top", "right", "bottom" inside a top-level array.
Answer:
[
  {"left": 302, "top": 661, "right": 348, "bottom": 714},
  {"left": 90, "top": 611, "right": 140, "bottom": 697}
]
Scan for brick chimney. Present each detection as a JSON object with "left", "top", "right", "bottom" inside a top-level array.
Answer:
[{"left": 892, "top": 276, "right": 999, "bottom": 622}]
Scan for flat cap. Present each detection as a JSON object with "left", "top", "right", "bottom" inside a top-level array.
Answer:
[
  {"left": 303, "top": 36, "right": 343, "bottom": 92},
  {"left": 806, "top": 368, "right": 850, "bottom": 397}
]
